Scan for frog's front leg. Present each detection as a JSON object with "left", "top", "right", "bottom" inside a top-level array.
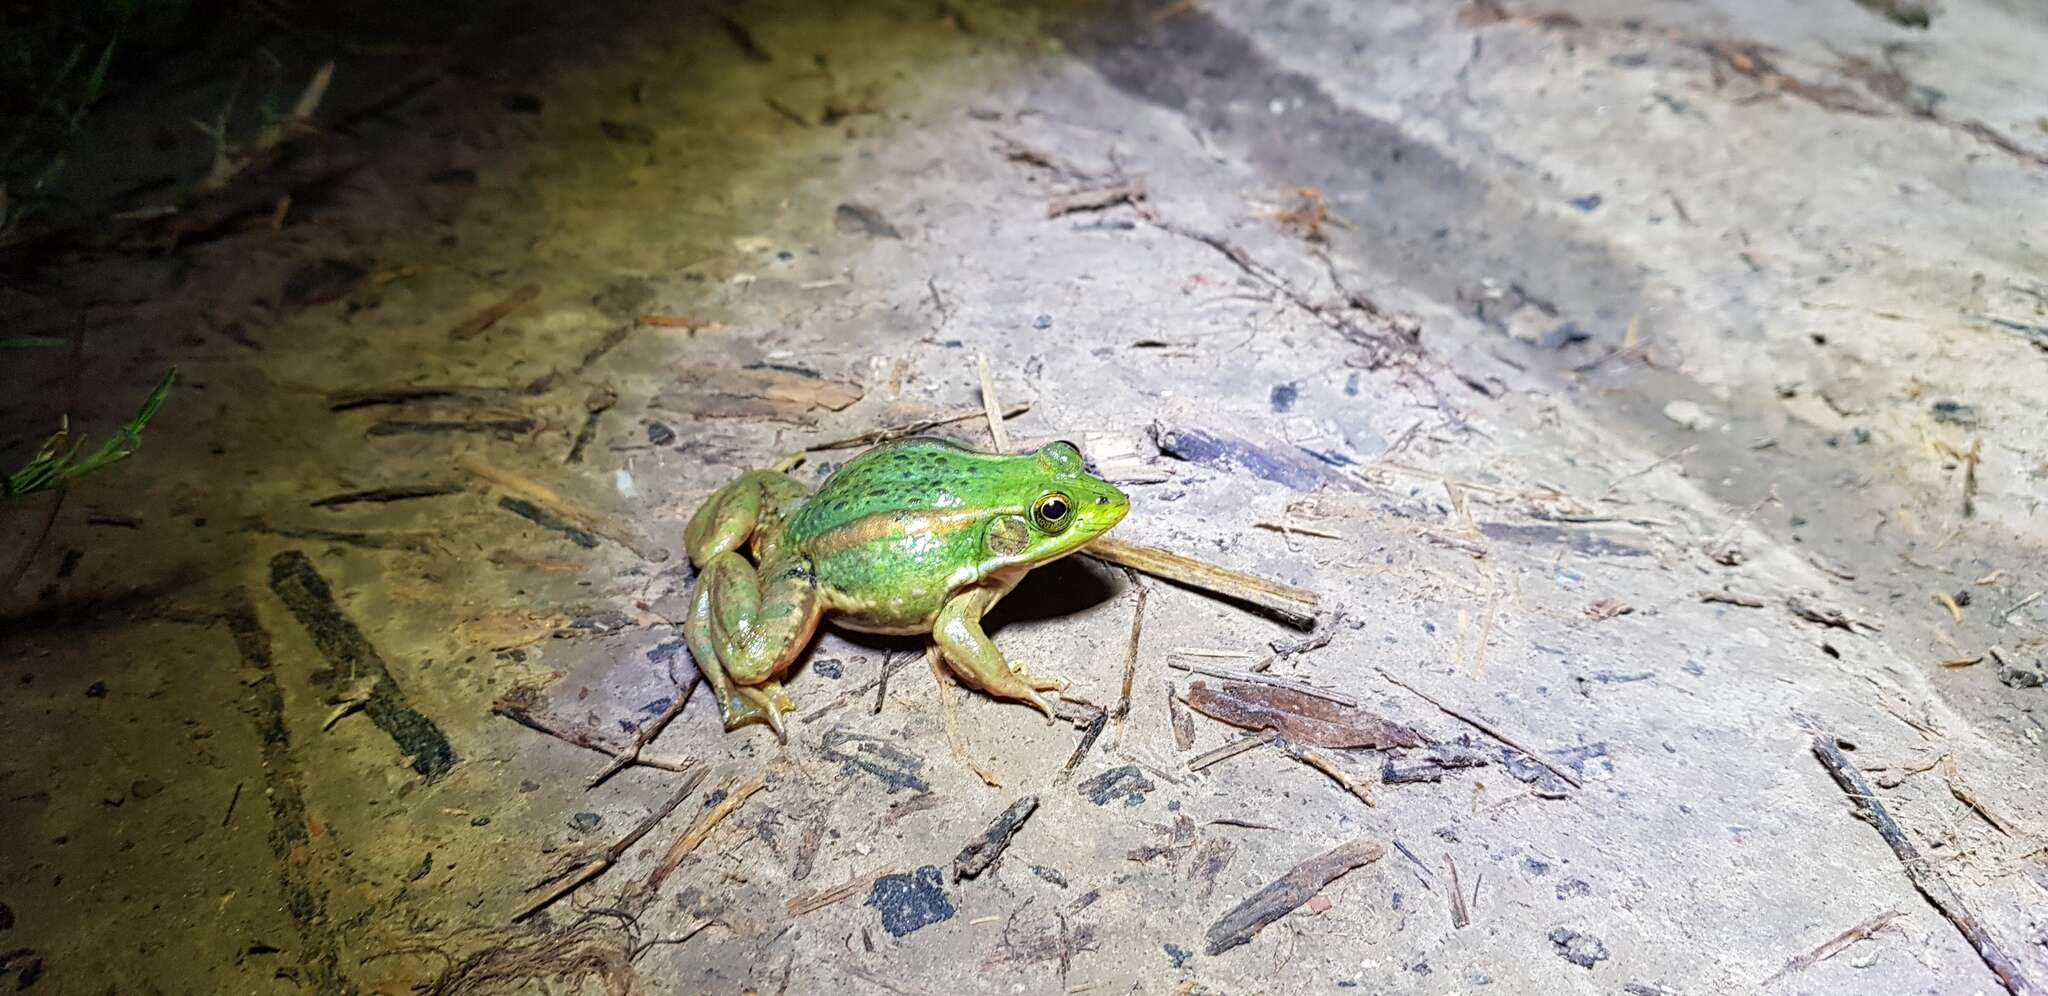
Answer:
[
  {"left": 683, "top": 551, "right": 820, "bottom": 741},
  {"left": 932, "top": 585, "right": 1064, "bottom": 722}
]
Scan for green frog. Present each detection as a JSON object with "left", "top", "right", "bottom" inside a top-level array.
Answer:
[{"left": 682, "top": 437, "right": 1130, "bottom": 741}]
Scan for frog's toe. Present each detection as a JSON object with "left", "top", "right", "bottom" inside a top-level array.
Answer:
[
  {"left": 761, "top": 679, "right": 797, "bottom": 713},
  {"left": 1019, "top": 688, "right": 1058, "bottom": 724},
  {"left": 736, "top": 685, "right": 789, "bottom": 744},
  {"left": 719, "top": 692, "right": 771, "bottom": 732}
]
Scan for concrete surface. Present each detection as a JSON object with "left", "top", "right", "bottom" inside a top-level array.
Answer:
[{"left": 2, "top": 0, "right": 2045, "bottom": 993}]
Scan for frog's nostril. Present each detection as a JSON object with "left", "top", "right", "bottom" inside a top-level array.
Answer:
[{"left": 1095, "top": 495, "right": 1107, "bottom": 505}]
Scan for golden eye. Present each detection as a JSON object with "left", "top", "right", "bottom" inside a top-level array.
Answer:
[{"left": 1033, "top": 493, "right": 1073, "bottom": 531}]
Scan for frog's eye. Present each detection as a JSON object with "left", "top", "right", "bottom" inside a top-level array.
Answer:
[{"left": 1033, "top": 493, "right": 1074, "bottom": 531}]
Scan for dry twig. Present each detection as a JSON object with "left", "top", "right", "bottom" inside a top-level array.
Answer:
[
  {"left": 1167, "top": 659, "right": 1356, "bottom": 708},
  {"left": 449, "top": 284, "right": 540, "bottom": 340},
  {"left": 788, "top": 864, "right": 898, "bottom": 917},
  {"left": 1762, "top": 908, "right": 1901, "bottom": 986},
  {"left": 928, "top": 645, "right": 1000, "bottom": 787},
  {"left": 976, "top": 354, "right": 1012, "bottom": 452},
  {"left": 587, "top": 678, "right": 699, "bottom": 789},
  {"left": 493, "top": 690, "right": 695, "bottom": 773},
  {"left": 1809, "top": 734, "right": 2042, "bottom": 996},
  {"left": 641, "top": 772, "right": 770, "bottom": 895},
  {"left": 1085, "top": 536, "right": 1318, "bottom": 626},
  {"left": 1377, "top": 668, "right": 1582, "bottom": 789},
  {"left": 1187, "top": 730, "right": 1277, "bottom": 773},
  {"left": 806, "top": 403, "right": 1030, "bottom": 451},
  {"left": 1111, "top": 584, "right": 1149, "bottom": 746},
  {"left": 511, "top": 768, "right": 707, "bottom": 922}
]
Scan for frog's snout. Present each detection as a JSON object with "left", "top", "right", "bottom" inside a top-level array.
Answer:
[{"left": 1082, "top": 484, "right": 1131, "bottom": 533}]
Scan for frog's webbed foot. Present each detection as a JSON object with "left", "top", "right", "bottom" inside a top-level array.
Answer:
[
  {"left": 715, "top": 688, "right": 773, "bottom": 731},
  {"left": 734, "top": 683, "right": 792, "bottom": 743},
  {"left": 1006, "top": 659, "right": 1069, "bottom": 692},
  {"left": 684, "top": 549, "right": 818, "bottom": 742}
]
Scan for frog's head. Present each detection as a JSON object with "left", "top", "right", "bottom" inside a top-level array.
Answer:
[{"left": 980, "top": 440, "right": 1129, "bottom": 570}]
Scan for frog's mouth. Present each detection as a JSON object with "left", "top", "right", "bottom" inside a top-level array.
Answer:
[{"left": 1074, "top": 486, "right": 1131, "bottom": 537}]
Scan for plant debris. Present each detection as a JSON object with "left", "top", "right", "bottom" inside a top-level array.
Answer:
[
  {"left": 1046, "top": 180, "right": 1148, "bottom": 218},
  {"left": 1076, "top": 764, "right": 1154, "bottom": 807},
  {"left": 650, "top": 365, "right": 863, "bottom": 424},
  {"left": 834, "top": 203, "right": 901, "bottom": 239},
  {"left": 308, "top": 483, "right": 464, "bottom": 507},
  {"left": 1809, "top": 734, "right": 2043, "bottom": 995},
  {"left": 511, "top": 767, "right": 706, "bottom": 922},
  {"left": 449, "top": 284, "right": 540, "bottom": 340},
  {"left": 1549, "top": 927, "right": 1610, "bottom": 969},
  {"left": 806, "top": 402, "right": 1030, "bottom": 451},
  {"left": 1087, "top": 536, "right": 1320, "bottom": 627},
  {"left": 1203, "top": 838, "right": 1384, "bottom": 955},
  {"left": 1787, "top": 593, "right": 1878, "bottom": 632},
  {"left": 1761, "top": 908, "right": 1902, "bottom": 986},
  {"left": 1183, "top": 680, "right": 1424, "bottom": 749},
  {"left": 789, "top": 864, "right": 898, "bottom": 918},
  {"left": 953, "top": 796, "right": 1039, "bottom": 881}
]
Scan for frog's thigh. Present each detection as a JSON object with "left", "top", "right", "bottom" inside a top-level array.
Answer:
[
  {"left": 706, "top": 557, "right": 822, "bottom": 686},
  {"left": 933, "top": 590, "right": 1061, "bottom": 718},
  {"left": 683, "top": 559, "right": 770, "bottom": 729},
  {"left": 684, "top": 479, "right": 762, "bottom": 566}
]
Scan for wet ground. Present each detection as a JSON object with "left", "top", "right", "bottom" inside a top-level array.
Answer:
[{"left": 3, "top": 0, "right": 2046, "bottom": 993}]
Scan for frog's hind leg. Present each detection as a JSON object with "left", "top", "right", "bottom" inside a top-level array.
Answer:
[
  {"left": 685, "top": 471, "right": 809, "bottom": 567},
  {"left": 690, "top": 551, "right": 821, "bottom": 741},
  {"left": 684, "top": 477, "right": 764, "bottom": 567},
  {"left": 684, "top": 562, "right": 770, "bottom": 732},
  {"left": 932, "top": 586, "right": 1064, "bottom": 722}
]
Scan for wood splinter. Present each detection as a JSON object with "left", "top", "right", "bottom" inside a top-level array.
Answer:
[
  {"left": 639, "top": 771, "right": 770, "bottom": 897},
  {"left": 1280, "top": 739, "right": 1375, "bottom": 807},
  {"left": 1762, "top": 908, "right": 1901, "bottom": 986},
  {"left": 788, "top": 864, "right": 898, "bottom": 917},
  {"left": 953, "top": 795, "right": 1040, "bottom": 881},
  {"left": 1204, "top": 838, "right": 1384, "bottom": 955}
]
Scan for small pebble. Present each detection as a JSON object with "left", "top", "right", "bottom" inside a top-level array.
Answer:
[
  {"left": 866, "top": 866, "right": 955, "bottom": 937},
  {"left": 1929, "top": 400, "right": 1979, "bottom": 427},
  {"left": 570, "top": 812, "right": 602, "bottom": 832},
  {"left": 1549, "top": 927, "right": 1611, "bottom": 969},
  {"left": 1032, "top": 314, "right": 1053, "bottom": 330},
  {"left": 1662, "top": 399, "right": 1712, "bottom": 431},
  {"left": 470, "top": 815, "right": 491, "bottom": 827},
  {"left": 1998, "top": 666, "right": 2044, "bottom": 689}
]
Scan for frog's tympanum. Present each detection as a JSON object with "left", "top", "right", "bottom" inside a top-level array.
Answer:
[{"left": 682, "top": 437, "right": 1130, "bottom": 740}]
